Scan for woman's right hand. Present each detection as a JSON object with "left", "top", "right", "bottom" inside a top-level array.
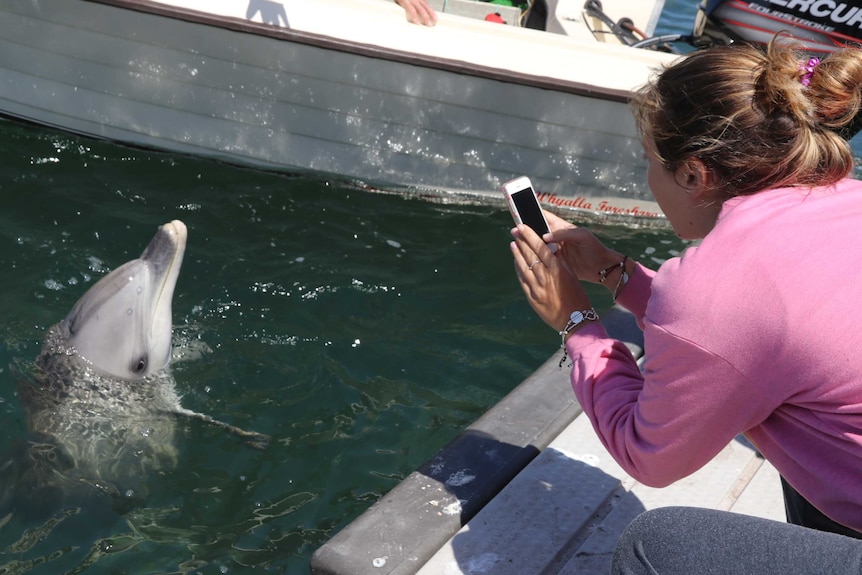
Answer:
[{"left": 542, "top": 211, "right": 626, "bottom": 284}]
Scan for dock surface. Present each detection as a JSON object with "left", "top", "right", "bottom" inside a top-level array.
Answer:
[
  {"left": 311, "top": 307, "right": 786, "bottom": 575},
  {"left": 415, "top": 413, "right": 782, "bottom": 575}
]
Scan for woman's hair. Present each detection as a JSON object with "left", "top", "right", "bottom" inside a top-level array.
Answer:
[{"left": 631, "top": 36, "right": 862, "bottom": 199}]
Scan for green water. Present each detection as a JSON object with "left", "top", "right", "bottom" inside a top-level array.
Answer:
[{"left": 0, "top": 119, "right": 687, "bottom": 573}]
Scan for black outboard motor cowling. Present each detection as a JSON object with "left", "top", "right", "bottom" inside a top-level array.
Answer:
[{"left": 694, "top": 0, "right": 862, "bottom": 53}]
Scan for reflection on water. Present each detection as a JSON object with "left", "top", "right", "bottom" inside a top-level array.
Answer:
[{"left": 0, "top": 119, "right": 687, "bottom": 574}]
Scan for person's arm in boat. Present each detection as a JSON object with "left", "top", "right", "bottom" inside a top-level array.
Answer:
[{"left": 394, "top": 0, "right": 438, "bottom": 26}]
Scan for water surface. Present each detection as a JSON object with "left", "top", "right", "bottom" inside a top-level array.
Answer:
[{"left": 0, "top": 118, "right": 688, "bottom": 573}]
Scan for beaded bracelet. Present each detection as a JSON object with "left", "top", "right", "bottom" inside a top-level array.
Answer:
[{"left": 558, "top": 308, "right": 599, "bottom": 368}]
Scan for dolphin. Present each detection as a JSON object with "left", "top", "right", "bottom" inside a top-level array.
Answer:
[{"left": 7, "top": 220, "right": 267, "bottom": 518}]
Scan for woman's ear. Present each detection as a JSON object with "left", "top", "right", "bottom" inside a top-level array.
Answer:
[{"left": 675, "top": 158, "right": 713, "bottom": 200}]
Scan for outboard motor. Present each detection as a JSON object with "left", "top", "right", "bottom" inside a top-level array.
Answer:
[
  {"left": 692, "top": 0, "right": 862, "bottom": 53},
  {"left": 690, "top": 0, "right": 862, "bottom": 139}
]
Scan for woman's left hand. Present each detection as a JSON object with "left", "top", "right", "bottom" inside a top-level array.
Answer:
[{"left": 510, "top": 224, "right": 593, "bottom": 332}]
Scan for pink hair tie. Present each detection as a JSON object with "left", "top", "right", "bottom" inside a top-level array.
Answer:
[{"left": 800, "top": 57, "right": 820, "bottom": 87}]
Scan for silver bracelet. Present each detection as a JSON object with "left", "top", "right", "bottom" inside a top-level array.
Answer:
[{"left": 558, "top": 308, "right": 599, "bottom": 368}]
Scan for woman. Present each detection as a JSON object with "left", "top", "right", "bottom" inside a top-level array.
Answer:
[{"left": 510, "top": 37, "right": 862, "bottom": 536}]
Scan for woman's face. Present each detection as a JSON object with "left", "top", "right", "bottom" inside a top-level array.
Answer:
[{"left": 643, "top": 138, "right": 720, "bottom": 240}]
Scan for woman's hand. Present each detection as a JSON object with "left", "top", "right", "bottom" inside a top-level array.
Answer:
[
  {"left": 394, "top": 0, "right": 438, "bottom": 26},
  {"left": 510, "top": 224, "right": 592, "bottom": 332},
  {"left": 542, "top": 211, "right": 625, "bottom": 285}
]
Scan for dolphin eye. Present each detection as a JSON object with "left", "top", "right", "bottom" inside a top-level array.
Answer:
[{"left": 132, "top": 356, "right": 148, "bottom": 375}]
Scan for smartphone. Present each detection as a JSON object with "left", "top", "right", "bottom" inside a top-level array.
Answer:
[
  {"left": 502, "top": 177, "right": 557, "bottom": 251},
  {"left": 503, "top": 176, "right": 549, "bottom": 234}
]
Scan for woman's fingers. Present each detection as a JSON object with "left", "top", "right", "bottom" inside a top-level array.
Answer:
[
  {"left": 511, "top": 239, "right": 541, "bottom": 280},
  {"left": 512, "top": 225, "right": 554, "bottom": 267},
  {"left": 543, "top": 210, "right": 576, "bottom": 233}
]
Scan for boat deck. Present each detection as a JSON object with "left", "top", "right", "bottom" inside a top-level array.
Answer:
[
  {"left": 310, "top": 307, "right": 786, "bottom": 575},
  {"left": 414, "top": 411, "right": 783, "bottom": 575}
]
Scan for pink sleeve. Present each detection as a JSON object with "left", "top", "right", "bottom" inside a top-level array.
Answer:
[
  {"left": 612, "top": 263, "right": 654, "bottom": 327},
  {"left": 565, "top": 319, "right": 777, "bottom": 487}
]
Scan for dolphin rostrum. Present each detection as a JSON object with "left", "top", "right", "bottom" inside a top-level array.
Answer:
[{"left": 9, "top": 220, "right": 268, "bottom": 517}]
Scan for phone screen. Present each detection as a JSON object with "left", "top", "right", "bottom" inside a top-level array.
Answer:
[{"left": 511, "top": 189, "right": 549, "bottom": 235}]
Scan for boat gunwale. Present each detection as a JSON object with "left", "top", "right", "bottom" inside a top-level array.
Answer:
[{"left": 84, "top": 0, "right": 633, "bottom": 103}]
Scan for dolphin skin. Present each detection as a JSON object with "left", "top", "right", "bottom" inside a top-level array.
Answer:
[{"left": 8, "top": 220, "right": 267, "bottom": 517}]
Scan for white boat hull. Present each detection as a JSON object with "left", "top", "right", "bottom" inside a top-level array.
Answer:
[{"left": 0, "top": 0, "right": 676, "bottom": 221}]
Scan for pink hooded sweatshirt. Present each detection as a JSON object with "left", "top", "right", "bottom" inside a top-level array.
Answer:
[{"left": 567, "top": 178, "right": 862, "bottom": 531}]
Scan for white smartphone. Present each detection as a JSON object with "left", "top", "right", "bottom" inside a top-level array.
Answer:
[{"left": 502, "top": 176, "right": 557, "bottom": 251}]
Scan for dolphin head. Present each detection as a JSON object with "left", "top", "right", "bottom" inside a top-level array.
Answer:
[{"left": 59, "top": 220, "right": 187, "bottom": 380}]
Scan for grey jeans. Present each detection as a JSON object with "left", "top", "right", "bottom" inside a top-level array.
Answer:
[{"left": 611, "top": 507, "right": 862, "bottom": 575}]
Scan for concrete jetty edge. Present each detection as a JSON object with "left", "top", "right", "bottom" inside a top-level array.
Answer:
[{"left": 310, "top": 306, "right": 644, "bottom": 575}]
